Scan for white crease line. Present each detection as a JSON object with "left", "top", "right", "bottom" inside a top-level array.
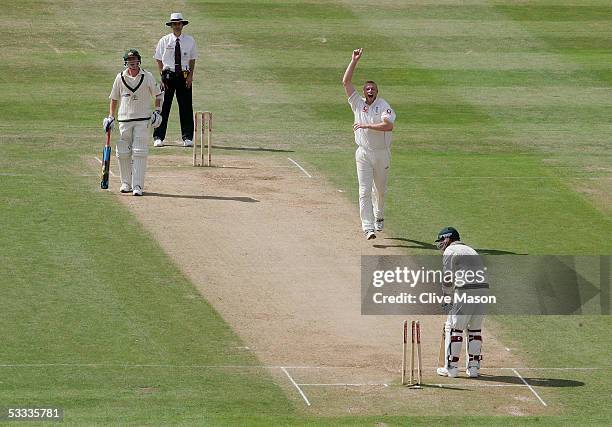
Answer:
[
  {"left": 481, "top": 367, "right": 600, "bottom": 371},
  {"left": 0, "top": 364, "right": 318, "bottom": 368},
  {"left": 148, "top": 175, "right": 198, "bottom": 179},
  {"left": 287, "top": 157, "right": 312, "bottom": 178},
  {"left": 94, "top": 156, "right": 115, "bottom": 177},
  {"left": 281, "top": 367, "right": 311, "bottom": 406},
  {"left": 1, "top": 173, "right": 98, "bottom": 177},
  {"left": 0, "top": 363, "right": 601, "bottom": 370},
  {"left": 512, "top": 368, "right": 548, "bottom": 407},
  {"left": 299, "top": 383, "right": 389, "bottom": 387},
  {"left": 394, "top": 176, "right": 612, "bottom": 180},
  {"left": 422, "top": 367, "right": 601, "bottom": 371},
  {"left": 0, "top": 364, "right": 291, "bottom": 368},
  {"left": 433, "top": 384, "right": 528, "bottom": 388}
]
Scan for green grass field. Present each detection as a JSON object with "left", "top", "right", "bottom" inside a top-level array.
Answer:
[{"left": 1, "top": 0, "right": 610, "bottom": 425}]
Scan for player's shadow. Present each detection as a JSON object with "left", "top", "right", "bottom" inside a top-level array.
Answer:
[
  {"left": 154, "top": 143, "right": 292, "bottom": 153},
  {"left": 418, "top": 383, "right": 471, "bottom": 391},
  {"left": 145, "top": 192, "right": 259, "bottom": 203},
  {"left": 420, "top": 373, "right": 584, "bottom": 392},
  {"left": 473, "top": 373, "right": 584, "bottom": 388},
  {"left": 374, "top": 237, "right": 526, "bottom": 255},
  {"left": 373, "top": 237, "right": 437, "bottom": 251},
  {"left": 207, "top": 165, "right": 253, "bottom": 170},
  {"left": 211, "top": 145, "right": 294, "bottom": 153}
]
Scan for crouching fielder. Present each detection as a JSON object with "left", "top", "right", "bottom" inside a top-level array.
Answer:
[
  {"left": 435, "top": 227, "right": 489, "bottom": 378},
  {"left": 103, "top": 49, "right": 163, "bottom": 196}
]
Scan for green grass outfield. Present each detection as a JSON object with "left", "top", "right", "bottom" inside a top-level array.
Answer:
[{"left": 1, "top": 0, "right": 610, "bottom": 424}]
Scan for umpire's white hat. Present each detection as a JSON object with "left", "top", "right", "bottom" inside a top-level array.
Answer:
[{"left": 166, "top": 12, "right": 189, "bottom": 26}]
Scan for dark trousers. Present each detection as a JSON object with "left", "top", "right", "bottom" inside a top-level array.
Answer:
[{"left": 154, "top": 74, "right": 194, "bottom": 141}]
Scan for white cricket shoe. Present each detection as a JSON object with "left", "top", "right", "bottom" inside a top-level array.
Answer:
[
  {"left": 153, "top": 139, "right": 164, "bottom": 147},
  {"left": 437, "top": 366, "right": 459, "bottom": 378},
  {"left": 132, "top": 185, "right": 143, "bottom": 196},
  {"left": 375, "top": 218, "right": 384, "bottom": 232},
  {"left": 120, "top": 183, "right": 132, "bottom": 193},
  {"left": 182, "top": 139, "right": 193, "bottom": 147},
  {"left": 364, "top": 230, "right": 376, "bottom": 240},
  {"left": 466, "top": 367, "right": 480, "bottom": 378}
]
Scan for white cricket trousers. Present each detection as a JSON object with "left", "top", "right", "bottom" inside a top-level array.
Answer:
[
  {"left": 116, "top": 120, "right": 149, "bottom": 190},
  {"left": 355, "top": 146, "right": 390, "bottom": 231}
]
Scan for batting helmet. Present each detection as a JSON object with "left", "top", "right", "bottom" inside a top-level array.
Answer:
[
  {"left": 435, "top": 226, "right": 460, "bottom": 243},
  {"left": 123, "top": 49, "right": 141, "bottom": 64}
]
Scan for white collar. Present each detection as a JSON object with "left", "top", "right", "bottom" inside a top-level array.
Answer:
[{"left": 122, "top": 68, "right": 143, "bottom": 77}]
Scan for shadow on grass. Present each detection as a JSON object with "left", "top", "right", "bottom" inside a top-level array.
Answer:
[
  {"left": 145, "top": 192, "right": 259, "bottom": 203},
  {"left": 152, "top": 144, "right": 293, "bottom": 153},
  {"left": 420, "top": 373, "right": 584, "bottom": 391},
  {"left": 374, "top": 237, "right": 526, "bottom": 255},
  {"left": 473, "top": 373, "right": 584, "bottom": 388},
  {"left": 418, "top": 383, "right": 471, "bottom": 391},
  {"left": 211, "top": 145, "right": 294, "bottom": 153},
  {"left": 210, "top": 165, "right": 254, "bottom": 170},
  {"left": 373, "top": 237, "right": 437, "bottom": 251}
]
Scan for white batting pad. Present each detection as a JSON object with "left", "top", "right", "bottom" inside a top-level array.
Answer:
[
  {"left": 131, "top": 127, "right": 149, "bottom": 189},
  {"left": 115, "top": 138, "right": 132, "bottom": 187}
]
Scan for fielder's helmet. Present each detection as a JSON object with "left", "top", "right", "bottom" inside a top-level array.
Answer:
[
  {"left": 435, "top": 226, "right": 460, "bottom": 243},
  {"left": 123, "top": 49, "right": 141, "bottom": 63}
]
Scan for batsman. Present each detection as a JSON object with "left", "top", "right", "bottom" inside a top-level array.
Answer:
[
  {"left": 435, "top": 227, "right": 489, "bottom": 378},
  {"left": 103, "top": 49, "right": 163, "bottom": 196}
]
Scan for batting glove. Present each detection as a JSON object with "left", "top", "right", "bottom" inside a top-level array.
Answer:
[
  {"left": 150, "top": 110, "right": 162, "bottom": 128},
  {"left": 441, "top": 302, "right": 455, "bottom": 314},
  {"left": 103, "top": 116, "right": 115, "bottom": 132}
]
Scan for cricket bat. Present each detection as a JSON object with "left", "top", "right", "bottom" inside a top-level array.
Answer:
[{"left": 100, "top": 130, "right": 111, "bottom": 189}]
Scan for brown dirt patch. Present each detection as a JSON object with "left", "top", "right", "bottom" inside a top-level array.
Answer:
[{"left": 105, "top": 152, "right": 553, "bottom": 415}]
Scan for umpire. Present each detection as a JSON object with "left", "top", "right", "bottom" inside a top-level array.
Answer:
[{"left": 153, "top": 12, "right": 198, "bottom": 147}]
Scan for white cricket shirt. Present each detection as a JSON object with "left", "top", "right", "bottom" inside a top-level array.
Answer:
[
  {"left": 442, "top": 242, "right": 488, "bottom": 289},
  {"left": 109, "top": 68, "right": 162, "bottom": 121},
  {"left": 154, "top": 33, "right": 198, "bottom": 71},
  {"left": 348, "top": 91, "right": 396, "bottom": 151}
]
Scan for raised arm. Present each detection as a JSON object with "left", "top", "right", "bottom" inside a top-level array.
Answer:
[{"left": 342, "top": 48, "right": 362, "bottom": 98}]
